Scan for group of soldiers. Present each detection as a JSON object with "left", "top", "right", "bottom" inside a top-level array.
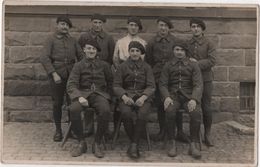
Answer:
[{"left": 40, "top": 13, "right": 216, "bottom": 160}]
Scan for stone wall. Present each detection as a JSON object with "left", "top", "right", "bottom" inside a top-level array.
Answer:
[{"left": 4, "top": 5, "right": 257, "bottom": 122}]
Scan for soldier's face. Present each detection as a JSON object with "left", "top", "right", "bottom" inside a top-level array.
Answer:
[
  {"left": 191, "top": 23, "right": 203, "bottom": 37},
  {"left": 129, "top": 48, "right": 142, "bottom": 61},
  {"left": 83, "top": 44, "right": 97, "bottom": 59},
  {"left": 56, "top": 21, "right": 69, "bottom": 34},
  {"left": 173, "top": 46, "right": 186, "bottom": 59},
  {"left": 91, "top": 19, "right": 103, "bottom": 32},
  {"left": 158, "top": 21, "right": 169, "bottom": 36},
  {"left": 128, "top": 22, "right": 139, "bottom": 36}
]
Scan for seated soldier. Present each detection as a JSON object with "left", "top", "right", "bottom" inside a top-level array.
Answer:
[
  {"left": 113, "top": 41, "right": 155, "bottom": 159},
  {"left": 159, "top": 40, "right": 203, "bottom": 159},
  {"left": 66, "top": 39, "right": 113, "bottom": 158}
]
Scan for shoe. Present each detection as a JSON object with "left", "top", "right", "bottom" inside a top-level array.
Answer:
[
  {"left": 188, "top": 142, "right": 201, "bottom": 159},
  {"left": 92, "top": 143, "right": 104, "bottom": 158},
  {"left": 167, "top": 140, "right": 177, "bottom": 157},
  {"left": 53, "top": 130, "right": 63, "bottom": 142},
  {"left": 70, "top": 141, "right": 87, "bottom": 157},
  {"left": 176, "top": 132, "right": 190, "bottom": 143},
  {"left": 127, "top": 143, "right": 140, "bottom": 159},
  {"left": 204, "top": 134, "right": 214, "bottom": 147}
]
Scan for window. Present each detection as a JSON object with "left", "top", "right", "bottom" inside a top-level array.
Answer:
[{"left": 240, "top": 82, "right": 255, "bottom": 111}]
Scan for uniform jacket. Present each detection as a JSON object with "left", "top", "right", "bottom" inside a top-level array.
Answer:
[
  {"left": 145, "top": 33, "right": 179, "bottom": 83},
  {"left": 78, "top": 29, "right": 115, "bottom": 65},
  {"left": 187, "top": 36, "right": 216, "bottom": 82},
  {"left": 66, "top": 57, "right": 113, "bottom": 101},
  {"left": 40, "top": 32, "right": 84, "bottom": 79},
  {"left": 159, "top": 56, "right": 203, "bottom": 103},
  {"left": 113, "top": 58, "right": 155, "bottom": 99}
]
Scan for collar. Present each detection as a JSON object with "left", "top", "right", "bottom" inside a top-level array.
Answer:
[
  {"left": 189, "top": 35, "right": 205, "bottom": 45},
  {"left": 83, "top": 57, "right": 99, "bottom": 67},
  {"left": 155, "top": 32, "right": 171, "bottom": 42},
  {"left": 126, "top": 34, "right": 141, "bottom": 40},
  {"left": 90, "top": 29, "right": 105, "bottom": 39},
  {"left": 171, "top": 56, "right": 189, "bottom": 66},
  {"left": 127, "top": 57, "right": 143, "bottom": 69},
  {"left": 55, "top": 31, "right": 70, "bottom": 39}
]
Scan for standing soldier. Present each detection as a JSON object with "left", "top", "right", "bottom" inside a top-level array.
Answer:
[
  {"left": 78, "top": 13, "right": 115, "bottom": 137},
  {"left": 159, "top": 40, "right": 203, "bottom": 159},
  {"left": 113, "top": 41, "right": 155, "bottom": 159},
  {"left": 40, "top": 15, "right": 83, "bottom": 142},
  {"left": 188, "top": 18, "right": 216, "bottom": 147},
  {"left": 67, "top": 39, "right": 113, "bottom": 158},
  {"left": 145, "top": 16, "right": 188, "bottom": 142}
]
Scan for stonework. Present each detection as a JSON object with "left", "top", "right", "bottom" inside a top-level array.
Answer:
[{"left": 4, "top": 6, "right": 257, "bottom": 122}]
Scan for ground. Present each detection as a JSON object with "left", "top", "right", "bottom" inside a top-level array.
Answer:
[{"left": 1, "top": 122, "right": 255, "bottom": 166}]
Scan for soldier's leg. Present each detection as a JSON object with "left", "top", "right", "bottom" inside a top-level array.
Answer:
[
  {"left": 202, "top": 81, "right": 214, "bottom": 146},
  {"left": 49, "top": 79, "right": 66, "bottom": 141},
  {"left": 69, "top": 102, "right": 87, "bottom": 157},
  {"left": 165, "top": 100, "right": 181, "bottom": 157},
  {"left": 89, "top": 94, "right": 111, "bottom": 158},
  {"left": 176, "top": 111, "right": 189, "bottom": 143},
  {"left": 83, "top": 110, "right": 95, "bottom": 137}
]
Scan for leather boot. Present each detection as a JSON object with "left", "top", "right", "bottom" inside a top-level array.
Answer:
[
  {"left": 188, "top": 142, "right": 201, "bottom": 159},
  {"left": 53, "top": 130, "right": 62, "bottom": 142},
  {"left": 204, "top": 126, "right": 214, "bottom": 147},
  {"left": 92, "top": 142, "right": 104, "bottom": 158},
  {"left": 127, "top": 143, "right": 140, "bottom": 159},
  {"left": 70, "top": 140, "right": 87, "bottom": 157},
  {"left": 167, "top": 140, "right": 177, "bottom": 157}
]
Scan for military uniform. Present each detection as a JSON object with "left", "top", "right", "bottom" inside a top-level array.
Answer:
[
  {"left": 187, "top": 18, "right": 216, "bottom": 146},
  {"left": 113, "top": 57, "right": 155, "bottom": 158},
  {"left": 40, "top": 18, "right": 84, "bottom": 141},
  {"left": 159, "top": 55, "right": 203, "bottom": 159}
]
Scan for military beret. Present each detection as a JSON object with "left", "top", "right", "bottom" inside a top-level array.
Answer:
[
  {"left": 172, "top": 40, "right": 189, "bottom": 52},
  {"left": 128, "top": 41, "right": 145, "bottom": 54},
  {"left": 68, "top": 101, "right": 83, "bottom": 114},
  {"left": 56, "top": 15, "right": 73, "bottom": 28},
  {"left": 80, "top": 38, "right": 101, "bottom": 52},
  {"left": 91, "top": 13, "right": 106, "bottom": 23},
  {"left": 157, "top": 16, "right": 173, "bottom": 29},
  {"left": 190, "top": 18, "right": 206, "bottom": 30},
  {"left": 127, "top": 16, "right": 143, "bottom": 30}
]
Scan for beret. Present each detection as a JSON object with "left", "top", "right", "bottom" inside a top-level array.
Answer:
[
  {"left": 190, "top": 18, "right": 206, "bottom": 30},
  {"left": 80, "top": 38, "right": 101, "bottom": 52},
  {"left": 157, "top": 16, "right": 173, "bottom": 29},
  {"left": 91, "top": 13, "right": 106, "bottom": 23},
  {"left": 127, "top": 16, "right": 143, "bottom": 30},
  {"left": 56, "top": 15, "right": 72, "bottom": 28},
  {"left": 128, "top": 41, "right": 145, "bottom": 54},
  {"left": 172, "top": 40, "right": 189, "bottom": 52}
]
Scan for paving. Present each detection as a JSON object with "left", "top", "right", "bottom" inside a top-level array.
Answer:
[{"left": 1, "top": 121, "right": 256, "bottom": 166}]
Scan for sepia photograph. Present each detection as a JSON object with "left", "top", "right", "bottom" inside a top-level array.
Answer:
[{"left": 1, "top": 0, "right": 258, "bottom": 166}]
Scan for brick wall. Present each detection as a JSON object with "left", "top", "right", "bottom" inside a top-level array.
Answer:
[{"left": 4, "top": 5, "right": 257, "bottom": 122}]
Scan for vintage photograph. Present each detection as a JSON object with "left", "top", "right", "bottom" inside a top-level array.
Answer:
[{"left": 1, "top": 0, "right": 258, "bottom": 166}]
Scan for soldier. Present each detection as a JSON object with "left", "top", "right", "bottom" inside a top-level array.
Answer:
[
  {"left": 78, "top": 13, "right": 115, "bottom": 137},
  {"left": 159, "top": 40, "right": 203, "bottom": 159},
  {"left": 188, "top": 18, "right": 216, "bottom": 147},
  {"left": 113, "top": 41, "right": 155, "bottom": 159},
  {"left": 40, "top": 15, "right": 83, "bottom": 142},
  {"left": 66, "top": 39, "right": 113, "bottom": 158},
  {"left": 145, "top": 16, "right": 188, "bottom": 142}
]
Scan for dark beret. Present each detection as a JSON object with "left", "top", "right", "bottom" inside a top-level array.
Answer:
[
  {"left": 157, "top": 16, "right": 173, "bottom": 29},
  {"left": 127, "top": 16, "right": 143, "bottom": 30},
  {"left": 80, "top": 38, "right": 101, "bottom": 52},
  {"left": 172, "top": 40, "right": 189, "bottom": 52},
  {"left": 190, "top": 18, "right": 206, "bottom": 30},
  {"left": 128, "top": 41, "right": 145, "bottom": 54},
  {"left": 91, "top": 13, "right": 106, "bottom": 23},
  {"left": 56, "top": 15, "right": 72, "bottom": 28}
]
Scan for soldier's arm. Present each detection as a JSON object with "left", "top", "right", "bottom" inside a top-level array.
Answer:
[
  {"left": 197, "top": 41, "right": 216, "bottom": 70},
  {"left": 66, "top": 63, "right": 83, "bottom": 101},
  {"left": 191, "top": 62, "right": 203, "bottom": 103},
  {"left": 112, "top": 41, "right": 120, "bottom": 69},
  {"left": 113, "top": 64, "right": 127, "bottom": 98},
  {"left": 108, "top": 35, "right": 116, "bottom": 65},
  {"left": 40, "top": 36, "right": 56, "bottom": 75},
  {"left": 142, "top": 64, "right": 156, "bottom": 97},
  {"left": 104, "top": 62, "right": 114, "bottom": 96},
  {"left": 144, "top": 41, "right": 154, "bottom": 67},
  {"left": 75, "top": 39, "right": 84, "bottom": 61},
  {"left": 159, "top": 64, "right": 171, "bottom": 101}
]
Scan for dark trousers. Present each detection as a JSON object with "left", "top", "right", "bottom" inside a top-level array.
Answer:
[
  {"left": 49, "top": 78, "right": 70, "bottom": 131},
  {"left": 118, "top": 99, "right": 151, "bottom": 144},
  {"left": 202, "top": 81, "right": 213, "bottom": 134},
  {"left": 70, "top": 93, "right": 111, "bottom": 144},
  {"left": 165, "top": 94, "right": 201, "bottom": 142}
]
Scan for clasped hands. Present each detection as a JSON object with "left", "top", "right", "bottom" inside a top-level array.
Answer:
[{"left": 121, "top": 94, "right": 148, "bottom": 107}]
